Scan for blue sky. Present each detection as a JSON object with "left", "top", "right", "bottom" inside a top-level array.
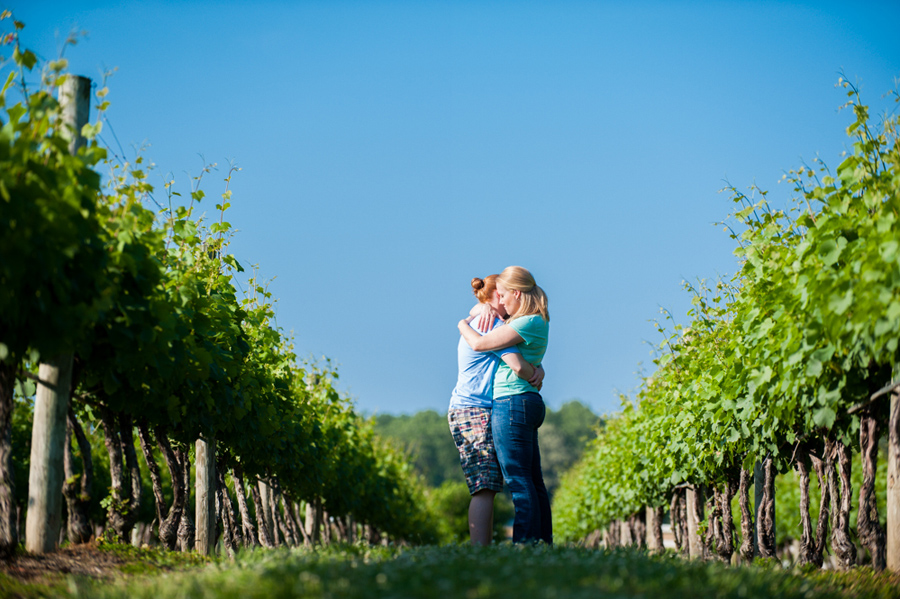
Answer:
[{"left": 10, "top": 1, "right": 900, "bottom": 416}]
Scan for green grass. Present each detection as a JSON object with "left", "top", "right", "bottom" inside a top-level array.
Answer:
[
  {"left": 93, "top": 539, "right": 212, "bottom": 575},
  {"left": 0, "top": 573, "right": 65, "bottom": 599},
  {"left": 57, "top": 544, "right": 900, "bottom": 599}
]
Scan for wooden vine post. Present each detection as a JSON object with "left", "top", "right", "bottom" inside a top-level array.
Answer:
[
  {"left": 305, "top": 497, "right": 322, "bottom": 545},
  {"left": 259, "top": 480, "right": 275, "bottom": 542},
  {"left": 24, "top": 75, "right": 91, "bottom": 554},
  {"left": 195, "top": 436, "right": 216, "bottom": 555},
  {"left": 685, "top": 486, "right": 705, "bottom": 558},
  {"left": 888, "top": 376, "right": 900, "bottom": 572},
  {"left": 645, "top": 505, "right": 663, "bottom": 552},
  {"left": 25, "top": 359, "right": 74, "bottom": 553}
]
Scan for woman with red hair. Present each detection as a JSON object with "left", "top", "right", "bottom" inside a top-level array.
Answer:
[
  {"left": 458, "top": 266, "right": 551, "bottom": 544},
  {"left": 448, "top": 273, "right": 544, "bottom": 545}
]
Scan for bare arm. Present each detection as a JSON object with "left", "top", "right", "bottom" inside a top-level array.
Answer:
[
  {"left": 501, "top": 353, "right": 534, "bottom": 380},
  {"left": 500, "top": 355, "right": 545, "bottom": 390},
  {"left": 459, "top": 317, "right": 523, "bottom": 351}
]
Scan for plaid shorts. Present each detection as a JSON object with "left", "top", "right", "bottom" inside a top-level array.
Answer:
[{"left": 448, "top": 407, "right": 504, "bottom": 494}]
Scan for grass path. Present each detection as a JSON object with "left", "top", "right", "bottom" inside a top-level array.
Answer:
[{"left": 54, "top": 544, "right": 900, "bottom": 599}]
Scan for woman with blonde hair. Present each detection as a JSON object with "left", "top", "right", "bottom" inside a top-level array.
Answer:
[
  {"left": 449, "top": 274, "right": 544, "bottom": 545},
  {"left": 447, "top": 275, "right": 544, "bottom": 545},
  {"left": 458, "top": 266, "right": 551, "bottom": 544}
]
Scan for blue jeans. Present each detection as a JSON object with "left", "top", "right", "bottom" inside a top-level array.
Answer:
[{"left": 492, "top": 392, "right": 552, "bottom": 544}]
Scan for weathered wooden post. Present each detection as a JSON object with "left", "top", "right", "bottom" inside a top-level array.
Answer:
[
  {"left": 305, "top": 497, "right": 321, "bottom": 546},
  {"left": 619, "top": 518, "right": 632, "bottom": 546},
  {"left": 685, "top": 485, "right": 706, "bottom": 558},
  {"left": 195, "top": 436, "right": 216, "bottom": 555},
  {"left": 888, "top": 378, "right": 900, "bottom": 572},
  {"left": 646, "top": 505, "right": 663, "bottom": 552},
  {"left": 59, "top": 76, "right": 92, "bottom": 155},
  {"left": 258, "top": 480, "right": 275, "bottom": 544},
  {"left": 25, "top": 359, "right": 74, "bottom": 553},
  {"left": 24, "top": 75, "right": 90, "bottom": 554}
]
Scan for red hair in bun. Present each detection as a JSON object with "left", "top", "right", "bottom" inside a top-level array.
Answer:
[{"left": 471, "top": 274, "right": 499, "bottom": 304}]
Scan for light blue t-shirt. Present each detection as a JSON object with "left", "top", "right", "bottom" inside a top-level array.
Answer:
[{"left": 449, "top": 318, "right": 519, "bottom": 410}]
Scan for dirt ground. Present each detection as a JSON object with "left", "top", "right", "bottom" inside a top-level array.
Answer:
[{"left": 0, "top": 543, "right": 128, "bottom": 586}]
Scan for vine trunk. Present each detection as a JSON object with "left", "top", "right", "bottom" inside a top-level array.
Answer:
[
  {"left": 0, "top": 361, "right": 17, "bottom": 558},
  {"left": 231, "top": 465, "right": 258, "bottom": 547},
  {"left": 858, "top": 409, "right": 886, "bottom": 570},
  {"left": 63, "top": 408, "right": 93, "bottom": 544},
  {"left": 795, "top": 446, "right": 821, "bottom": 566},
  {"left": 756, "top": 457, "right": 776, "bottom": 559},
  {"left": 829, "top": 439, "right": 857, "bottom": 567},
  {"left": 176, "top": 447, "right": 194, "bottom": 552},
  {"left": 810, "top": 446, "right": 830, "bottom": 564},
  {"left": 714, "top": 481, "right": 735, "bottom": 563},
  {"left": 738, "top": 466, "right": 754, "bottom": 562},
  {"left": 250, "top": 479, "right": 275, "bottom": 548},
  {"left": 670, "top": 488, "right": 686, "bottom": 555},
  {"left": 152, "top": 428, "right": 186, "bottom": 550},
  {"left": 100, "top": 408, "right": 140, "bottom": 542}
]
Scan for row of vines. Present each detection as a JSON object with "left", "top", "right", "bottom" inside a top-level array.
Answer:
[
  {"left": 554, "top": 78, "right": 900, "bottom": 571},
  {"left": 0, "top": 16, "right": 436, "bottom": 558}
]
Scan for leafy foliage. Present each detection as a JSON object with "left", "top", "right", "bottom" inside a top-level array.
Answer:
[
  {"left": 425, "top": 479, "right": 514, "bottom": 544},
  {"left": 1, "top": 19, "right": 433, "bottom": 546},
  {"left": 554, "top": 78, "right": 900, "bottom": 548},
  {"left": 373, "top": 410, "right": 461, "bottom": 488},
  {"left": 0, "top": 22, "right": 108, "bottom": 365}
]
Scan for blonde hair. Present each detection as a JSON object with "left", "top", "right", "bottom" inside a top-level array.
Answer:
[
  {"left": 471, "top": 275, "right": 499, "bottom": 303},
  {"left": 497, "top": 266, "right": 549, "bottom": 322}
]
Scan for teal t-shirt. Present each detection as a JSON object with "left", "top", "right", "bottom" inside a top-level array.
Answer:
[{"left": 493, "top": 314, "right": 549, "bottom": 399}]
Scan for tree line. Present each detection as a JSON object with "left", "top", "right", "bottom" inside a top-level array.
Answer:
[
  {"left": 374, "top": 401, "right": 600, "bottom": 494},
  {"left": 373, "top": 401, "right": 601, "bottom": 542}
]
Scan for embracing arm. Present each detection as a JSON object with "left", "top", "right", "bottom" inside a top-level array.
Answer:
[
  {"left": 500, "top": 354, "right": 545, "bottom": 390},
  {"left": 458, "top": 317, "right": 523, "bottom": 352},
  {"left": 468, "top": 303, "right": 499, "bottom": 333}
]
